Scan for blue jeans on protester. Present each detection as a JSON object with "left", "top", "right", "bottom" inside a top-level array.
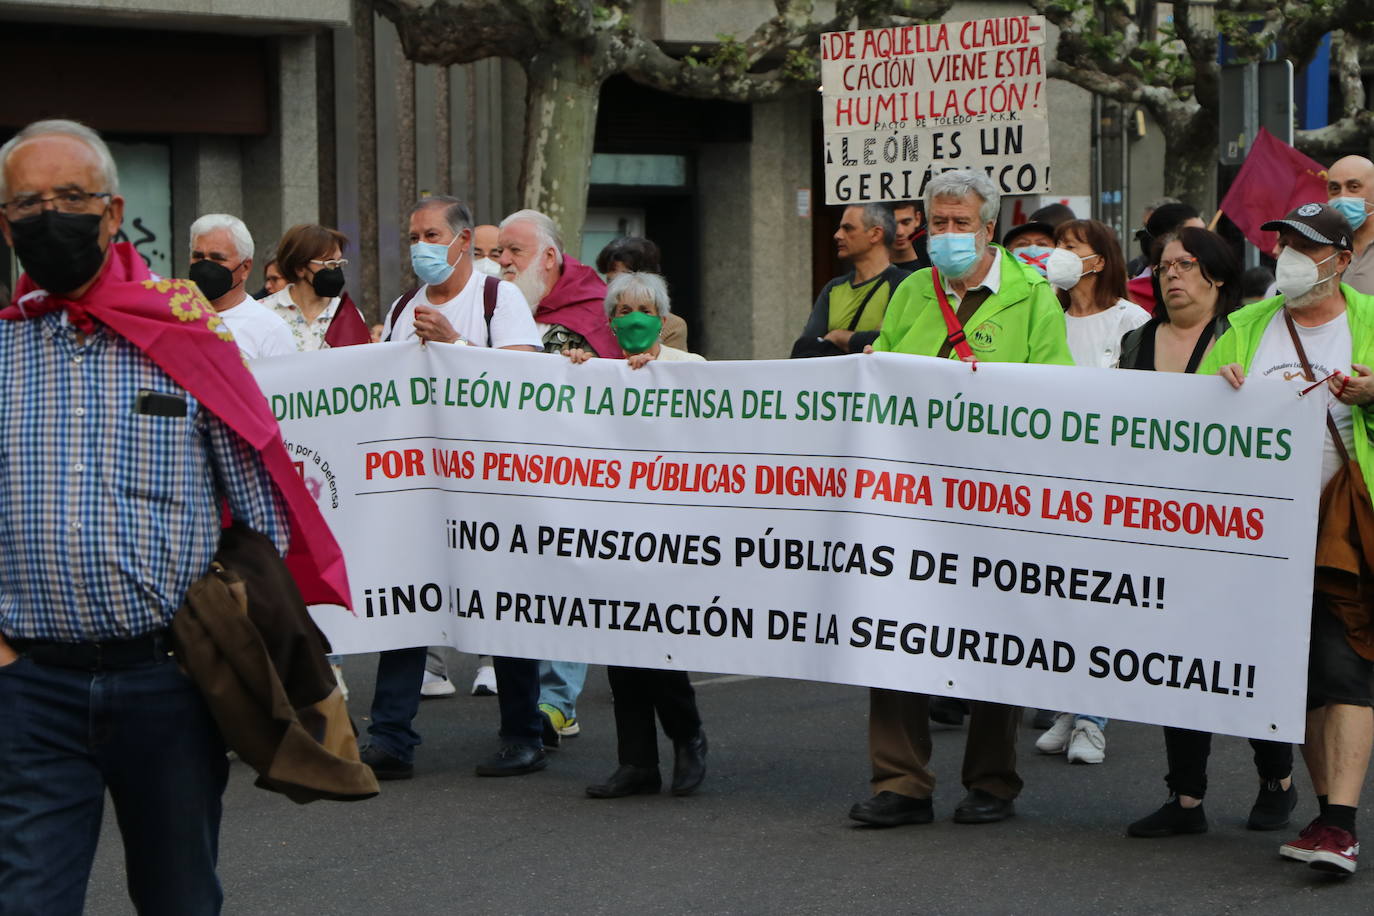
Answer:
[
  {"left": 368, "top": 649, "right": 543, "bottom": 759},
  {"left": 538, "top": 659, "right": 587, "bottom": 718},
  {"left": 366, "top": 646, "right": 428, "bottom": 763},
  {"left": 0, "top": 654, "right": 229, "bottom": 916}
]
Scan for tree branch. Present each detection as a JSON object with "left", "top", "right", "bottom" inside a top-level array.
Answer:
[{"left": 1295, "top": 29, "right": 1374, "bottom": 155}]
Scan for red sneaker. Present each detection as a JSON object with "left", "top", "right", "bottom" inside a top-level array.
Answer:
[
  {"left": 1308, "top": 825, "right": 1359, "bottom": 875},
  {"left": 1279, "top": 818, "right": 1323, "bottom": 863}
]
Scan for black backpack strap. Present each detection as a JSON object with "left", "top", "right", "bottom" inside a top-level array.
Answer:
[{"left": 383, "top": 287, "right": 422, "bottom": 343}]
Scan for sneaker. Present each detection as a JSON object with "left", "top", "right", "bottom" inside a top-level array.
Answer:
[
  {"left": 420, "top": 669, "right": 457, "bottom": 699},
  {"left": 1308, "top": 824, "right": 1360, "bottom": 875},
  {"left": 1035, "top": 713, "right": 1074, "bottom": 754},
  {"left": 1127, "top": 797, "right": 1207, "bottom": 838},
  {"left": 1280, "top": 818, "right": 1325, "bottom": 863},
  {"left": 1067, "top": 720, "right": 1106, "bottom": 764},
  {"left": 471, "top": 664, "right": 497, "bottom": 697},
  {"left": 331, "top": 663, "right": 349, "bottom": 702},
  {"left": 539, "top": 702, "right": 581, "bottom": 737},
  {"left": 1248, "top": 779, "right": 1298, "bottom": 831}
]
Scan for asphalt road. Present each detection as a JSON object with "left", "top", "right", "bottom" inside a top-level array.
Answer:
[{"left": 84, "top": 651, "right": 1374, "bottom": 915}]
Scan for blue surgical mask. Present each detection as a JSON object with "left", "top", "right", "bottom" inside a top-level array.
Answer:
[
  {"left": 1331, "top": 196, "right": 1370, "bottom": 232},
  {"left": 1011, "top": 245, "right": 1054, "bottom": 277},
  {"left": 410, "top": 237, "right": 459, "bottom": 286},
  {"left": 928, "top": 231, "right": 983, "bottom": 279}
]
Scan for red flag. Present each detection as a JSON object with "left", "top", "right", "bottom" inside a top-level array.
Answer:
[
  {"left": 323, "top": 292, "right": 373, "bottom": 347},
  {"left": 1219, "top": 127, "right": 1328, "bottom": 253},
  {"left": 4, "top": 244, "right": 352, "bottom": 608}
]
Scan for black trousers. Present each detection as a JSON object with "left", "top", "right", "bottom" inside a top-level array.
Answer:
[
  {"left": 607, "top": 666, "right": 702, "bottom": 767},
  {"left": 494, "top": 656, "right": 541, "bottom": 746},
  {"left": 1163, "top": 727, "right": 1292, "bottom": 799}
]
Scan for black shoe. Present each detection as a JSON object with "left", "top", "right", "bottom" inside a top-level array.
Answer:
[
  {"left": 1248, "top": 780, "right": 1298, "bottom": 831},
  {"left": 1032, "top": 708, "right": 1057, "bottom": 730},
  {"left": 849, "top": 791, "right": 934, "bottom": 827},
  {"left": 586, "top": 764, "right": 662, "bottom": 798},
  {"left": 671, "top": 729, "right": 708, "bottom": 796},
  {"left": 359, "top": 744, "right": 414, "bottom": 781},
  {"left": 539, "top": 708, "right": 562, "bottom": 751},
  {"left": 1127, "top": 797, "right": 1208, "bottom": 838},
  {"left": 929, "top": 697, "right": 969, "bottom": 726},
  {"left": 474, "top": 742, "right": 548, "bottom": 777},
  {"left": 953, "top": 789, "right": 1015, "bottom": 824}
]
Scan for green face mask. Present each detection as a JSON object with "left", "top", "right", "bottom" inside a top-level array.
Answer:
[{"left": 610, "top": 311, "right": 663, "bottom": 354}]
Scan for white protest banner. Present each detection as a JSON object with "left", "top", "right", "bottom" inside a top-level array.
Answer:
[
  {"left": 253, "top": 345, "right": 1323, "bottom": 741},
  {"left": 820, "top": 17, "right": 1050, "bottom": 203}
]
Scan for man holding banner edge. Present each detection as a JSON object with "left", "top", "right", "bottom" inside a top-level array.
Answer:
[{"left": 851, "top": 169, "right": 1071, "bottom": 827}]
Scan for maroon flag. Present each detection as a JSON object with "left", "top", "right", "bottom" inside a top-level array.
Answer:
[
  {"left": 1219, "top": 128, "right": 1328, "bottom": 252},
  {"left": 323, "top": 292, "right": 373, "bottom": 347}
]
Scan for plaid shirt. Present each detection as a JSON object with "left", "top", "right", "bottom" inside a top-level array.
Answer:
[{"left": 0, "top": 314, "right": 288, "bottom": 642}]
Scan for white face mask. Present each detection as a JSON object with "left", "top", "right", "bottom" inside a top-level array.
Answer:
[
  {"left": 473, "top": 256, "right": 502, "bottom": 278},
  {"left": 1045, "top": 248, "right": 1087, "bottom": 290},
  {"left": 1275, "top": 247, "right": 1338, "bottom": 303}
]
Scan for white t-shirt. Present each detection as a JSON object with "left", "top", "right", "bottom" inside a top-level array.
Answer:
[
  {"left": 382, "top": 271, "right": 541, "bottom": 348},
  {"left": 1251, "top": 309, "right": 1355, "bottom": 488},
  {"left": 217, "top": 293, "right": 298, "bottom": 360},
  {"left": 1067, "top": 299, "right": 1150, "bottom": 369}
]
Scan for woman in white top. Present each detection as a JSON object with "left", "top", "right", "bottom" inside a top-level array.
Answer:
[
  {"left": 565, "top": 272, "right": 709, "bottom": 798},
  {"left": 1034, "top": 218, "right": 1149, "bottom": 765},
  {"left": 261, "top": 223, "right": 369, "bottom": 351},
  {"left": 1047, "top": 218, "right": 1149, "bottom": 369},
  {"left": 566, "top": 271, "right": 705, "bottom": 367}
]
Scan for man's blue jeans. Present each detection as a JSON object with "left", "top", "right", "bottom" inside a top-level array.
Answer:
[
  {"left": 366, "top": 646, "right": 427, "bottom": 762},
  {"left": 369, "top": 649, "right": 543, "bottom": 758},
  {"left": 0, "top": 654, "right": 229, "bottom": 916}
]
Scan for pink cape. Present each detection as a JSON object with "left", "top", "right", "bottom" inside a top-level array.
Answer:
[
  {"left": 535, "top": 255, "right": 618, "bottom": 357},
  {"left": 3, "top": 243, "right": 352, "bottom": 608}
]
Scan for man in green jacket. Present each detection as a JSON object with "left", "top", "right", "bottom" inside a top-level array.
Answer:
[
  {"left": 1203, "top": 202, "right": 1374, "bottom": 876},
  {"left": 849, "top": 170, "right": 1072, "bottom": 830}
]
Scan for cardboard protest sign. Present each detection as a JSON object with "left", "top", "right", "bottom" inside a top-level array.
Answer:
[
  {"left": 821, "top": 16, "right": 1051, "bottom": 203},
  {"left": 256, "top": 344, "right": 1322, "bottom": 742}
]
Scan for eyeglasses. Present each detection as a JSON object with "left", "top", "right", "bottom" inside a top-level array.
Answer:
[
  {"left": 310, "top": 258, "right": 349, "bottom": 270},
  {"left": 1154, "top": 256, "right": 1200, "bottom": 276},
  {"left": 2, "top": 190, "right": 112, "bottom": 221}
]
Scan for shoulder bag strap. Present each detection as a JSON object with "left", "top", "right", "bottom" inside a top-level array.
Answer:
[
  {"left": 846, "top": 273, "right": 887, "bottom": 332},
  {"left": 1284, "top": 310, "right": 1351, "bottom": 464},
  {"left": 1182, "top": 319, "right": 1218, "bottom": 374},
  {"left": 931, "top": 267, "right": 977, "bottom": 362}
]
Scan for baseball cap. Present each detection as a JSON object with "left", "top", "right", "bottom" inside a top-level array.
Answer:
[{"left": 1262, "top": 202, "right": 1354, "bottom": 250}]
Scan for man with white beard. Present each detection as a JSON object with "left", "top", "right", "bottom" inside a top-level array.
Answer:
[
  {"left": 498, "top": 209, "right": 618, "bottom": 357},
  {"left": 1206, "top": 202, "right": 1374, "bottom": 876}
]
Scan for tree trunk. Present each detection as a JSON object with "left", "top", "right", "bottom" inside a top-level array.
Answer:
[
  {"left": 353, "top": 0, "right": 381, "bottom": 322},
  {"left": 435, "top": 65, "right": 452, "bottom": 196},
  {"left": 520, "top": 50, "right": 604, "bottom": 259},
  {"left": 1159, "top": 108, "right": 1217, "bottom": 213},
  {"left": 397, "top": 50, "right": 417, "bottom": 290}
]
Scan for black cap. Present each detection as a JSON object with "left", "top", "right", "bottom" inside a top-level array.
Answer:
[
  {"left": 1002, "top": 221, "right": 1055, "bottom": 249},
  {"left": 1262, "top": 203, "right": 1354, "bottom": 251},
  {"left": 1029, "top": 202, "right": 1075, "bottom": 228}
]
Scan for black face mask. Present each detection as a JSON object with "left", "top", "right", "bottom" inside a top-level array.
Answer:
[
  {"left": 9, "top": 209, "right": 107, "bottom": 295},
  {"left": 187, "top": 258, "right": 242, "bottom": 302},
  {"left": 311, "top": 267, "right": 345, "bottom": 298}
]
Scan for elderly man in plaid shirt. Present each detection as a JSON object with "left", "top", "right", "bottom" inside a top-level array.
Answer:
[{"left": 0, "top": 120, "right": 297, "bottom": 915}]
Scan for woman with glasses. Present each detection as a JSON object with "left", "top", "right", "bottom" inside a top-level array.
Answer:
[
  {"left": 262, "top": 223, "right": 370, "bottom": 350},
  {"left": 1118, "top": 227, "right": 1242, "bottom": 373},
  {"left": 1120, "top": 227, "right": 1296, "bottom": 837}
]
